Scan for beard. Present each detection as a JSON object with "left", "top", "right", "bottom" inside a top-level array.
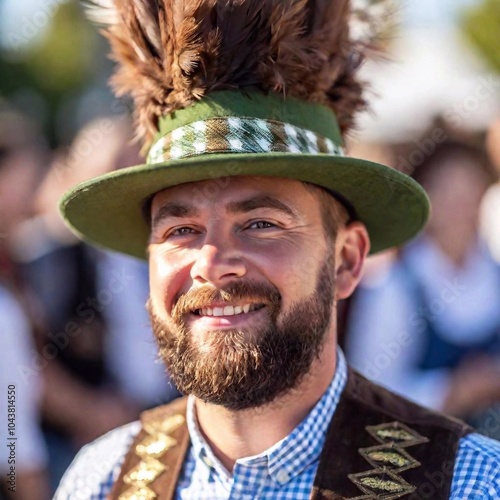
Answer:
[{"left": 148, "top": 256, "right": 336, "bottom": 411}]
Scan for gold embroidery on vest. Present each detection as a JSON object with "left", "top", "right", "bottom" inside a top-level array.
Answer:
[
  {"left": 118, "top": 486, "right": 157, "bottom": 500},
  {"left": 136, "top": 434, "right": 178, "bottom": 460},
  {"left": 119, "top": 414, "right": 186, "bottom": 500},
  {"left": 143, "top": 414, "right": 185, "bottom": 436},
  {"left": 367, "top": 422, "right": 428, "bottom": 448},
  {"left": 360, "top": 444, "right": 419, "bottom": 473},
  {"left": 348, "top": 469, "right": 416, "bottom": 500},
  {"left": 348, "top": 422, "right": 429, "bottom": 499},
  {"left": 124, "top": 459, "right": 165, "bottom": 486}
]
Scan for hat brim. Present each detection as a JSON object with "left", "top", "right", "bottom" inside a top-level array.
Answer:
[{"left": 60, "top": 152, "right": 430, "bottom": 259}]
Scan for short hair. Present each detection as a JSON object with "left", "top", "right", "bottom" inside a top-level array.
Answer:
[{"left": 302, "top": 182, "right": 352, "bottom": 241}]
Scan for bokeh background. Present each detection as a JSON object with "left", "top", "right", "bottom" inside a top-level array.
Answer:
[{"left": 0, "top": 1, "right": 499, "bottom": 498}]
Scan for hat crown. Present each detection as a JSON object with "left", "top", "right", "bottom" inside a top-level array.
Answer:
[
  {"left": 85, "top": 0, "right": 369, "bottom": 150},
  {"left": 154, "top": 90, "right": 342, "bottom": 143}
]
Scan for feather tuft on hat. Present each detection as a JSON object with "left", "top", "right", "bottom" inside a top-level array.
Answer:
[{"left": 84, "top": 0, "right": 389, "bottom": 150}]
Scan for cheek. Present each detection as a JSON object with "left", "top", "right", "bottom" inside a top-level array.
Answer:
[
  {"left": 257, "top": 244, "right": 324, "bottom": 306},
  {"left": 148, "top": 248, "right": 192, "bottom": 314}
]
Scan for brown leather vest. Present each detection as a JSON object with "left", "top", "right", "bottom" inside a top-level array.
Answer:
[{"left": 109, "top": 370, "right": 472, "bottom": 500}]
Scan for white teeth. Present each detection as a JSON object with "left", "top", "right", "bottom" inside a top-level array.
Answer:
[
  {"left": 213, "top": 307, "right": 224, "bottom": 317},
  {"left": 199, "top": 303, "right": 259, "bottom": 316}
]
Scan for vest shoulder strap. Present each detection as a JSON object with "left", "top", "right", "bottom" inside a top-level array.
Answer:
[{"left": 108, "top": 397, "right": 189, "bottom": 500}]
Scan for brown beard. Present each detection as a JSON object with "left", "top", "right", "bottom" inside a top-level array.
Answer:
[{"left": 148, "top": 257, "right": 335, "bottom": 411}]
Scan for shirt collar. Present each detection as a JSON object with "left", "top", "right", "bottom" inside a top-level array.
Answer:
[{"left": 186, "top": 347, "right": 348, "bottom": 486}]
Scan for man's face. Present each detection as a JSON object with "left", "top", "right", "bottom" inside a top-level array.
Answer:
[{"left": 147, "top": 176, "right": 337, "bottom": 410}]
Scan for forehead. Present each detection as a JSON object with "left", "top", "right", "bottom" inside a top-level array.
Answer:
[{"left": 150, "top": 176, "right": 321, "bottom": 215}]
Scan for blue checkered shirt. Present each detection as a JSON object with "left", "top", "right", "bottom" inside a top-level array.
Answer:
[{"left": 55, "top": 350, "right": 500, "bottom": 499}]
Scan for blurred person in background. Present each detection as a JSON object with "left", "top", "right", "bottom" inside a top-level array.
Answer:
[
  {"left": 345, "top": 129, "right": 500, "bottom": 438},
  {"left": 96, "top": 250, "right": 179, "bottom": 409},
  {"left": 0, "top": 105, "right": 50, "bottom": 499},
  {"left": 15, "top": 115, "right": 177, "bottom": 492},
  {"left": 482, "top": 118, "right": 500, "bottom": 261},
  {"left": 15, "top": 117, "right": 178, "bottom": 488},
  {"left": 36, "top": 115, "right": 178, "bottom": 410}
]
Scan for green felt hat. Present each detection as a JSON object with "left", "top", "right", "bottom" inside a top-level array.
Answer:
[{"left": 60, "top": 90, "right": 429, "bottom": 259}]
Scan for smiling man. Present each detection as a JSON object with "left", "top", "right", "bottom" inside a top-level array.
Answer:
[
  {"left": 146, "top": 177, "right": 359, "bottom": 416},
  {"left": 55, "top": 1, "right": 500, "bottom": 499}
]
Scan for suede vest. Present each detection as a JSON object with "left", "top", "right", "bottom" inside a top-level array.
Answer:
[{"left": 109, "top": 370, "right": 472, "bottom": 500}]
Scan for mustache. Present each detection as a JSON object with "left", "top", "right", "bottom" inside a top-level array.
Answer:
[{"left": 172, "top": 281, "right": 281, "bottom": 320}]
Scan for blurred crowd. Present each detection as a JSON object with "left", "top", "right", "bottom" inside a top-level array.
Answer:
[
  {"left": 3, "top": 108, "right": 500, "bottom": 500},
  {"left": 0, "top": 0, "right": 499, "bottom": 499},
  {"left": 340, "top": 120, "right": 500, "bottom": 438},
  {"left": 0, "top": 110, "right": 179, "bottom": 499}
]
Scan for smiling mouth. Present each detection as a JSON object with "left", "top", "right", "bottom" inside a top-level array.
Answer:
[{"left": 193, "top": 303, "right": 266, "bottom": 317}]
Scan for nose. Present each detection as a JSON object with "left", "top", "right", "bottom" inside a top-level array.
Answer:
[{"left": 190, "top": 236, "right": 247, "bottom": 285}]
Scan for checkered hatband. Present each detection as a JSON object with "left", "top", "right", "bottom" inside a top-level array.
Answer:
[{"left": 147, "top": 117, "right": 345, "bottom": 164}]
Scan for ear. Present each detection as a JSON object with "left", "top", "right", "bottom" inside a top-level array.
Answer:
[{"left": 334, "top": 221, "right": 370, "bottom": 300}]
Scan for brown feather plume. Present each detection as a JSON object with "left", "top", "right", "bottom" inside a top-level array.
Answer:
[{"left": 84, "top": 0, "right": 387, "bottom": 150}]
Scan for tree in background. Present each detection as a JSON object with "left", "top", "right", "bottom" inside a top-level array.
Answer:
[
  {"left": 462, "top": 0, "right": 500, "bottom": 74},
  {"left": 0, "top": 0, "right": 107, "bottom": 146}
]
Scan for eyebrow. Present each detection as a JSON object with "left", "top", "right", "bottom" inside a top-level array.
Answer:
[
  {"left": 151, "top": 195, "right": 300, "bottom": 230},
  {"left": 226, "top": 195, "right": 300, "bottom": 219},
  {"left": 151, "top": 202, "right": 200, "bottom": 230}
]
